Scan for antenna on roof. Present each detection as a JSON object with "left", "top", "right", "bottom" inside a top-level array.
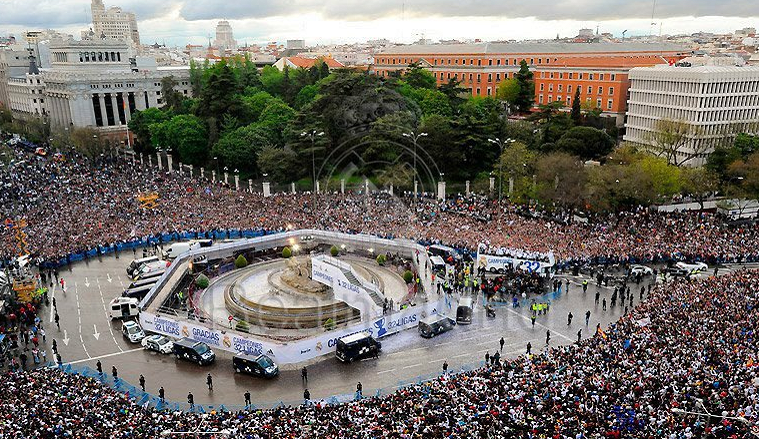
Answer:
[{"left": 649, "top": 0, "right": 657, "bottom": 39}]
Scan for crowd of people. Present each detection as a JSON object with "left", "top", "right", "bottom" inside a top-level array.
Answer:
[
  {"left": 1, "top": 146, "right": 759, "bottom": 268},
  {"left": 1, "top": 270, "right": 757, "bottom": 437}
]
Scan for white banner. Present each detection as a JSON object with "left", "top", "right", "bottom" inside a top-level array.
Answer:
[{"left": 140, "top": 298, "right": 446, "bottom": 365}]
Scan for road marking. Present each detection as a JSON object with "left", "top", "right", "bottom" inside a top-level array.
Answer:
[
  {"left": 428, "top": 358, "right": 447, "bottom": 364},
  {"left": 48, "top": 282, "right": 57, "bottom": 323},
  {"left": 62, "top": 330, "right": 70, "bottom": 345},
  {"left": 402, "top": 363, "right": 422, "bottom": 369},
  {"left": 117, "top": 275, "right": 123, "bottom": 287},
  {"left": 106, "top": 273, "right": 112, "bottom": 283},
  {"left": 74, "top": 281, "right": 91, "bottom": 359},
  {"left": 93, "top": 324, "right": 100, "bottom": 340},
  {"left": 97, "top": 273, "right": 123, "bottom": 353},
  {"left": 376, "top": 368, "right": 396, "bottom": 375},
  {"left": 66, "top": 347, "right": 144, "bottom": 365},
  {"left": 387, "top": 346, "right": 427, "bottom": 357}
]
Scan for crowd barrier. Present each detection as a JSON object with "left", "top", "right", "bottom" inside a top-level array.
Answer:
[
  {"left": 26, "top": 226, "right": 759, "bottom": 271},
  {"left": 49, "top": 358, "right": 487, "bottom": 413}
]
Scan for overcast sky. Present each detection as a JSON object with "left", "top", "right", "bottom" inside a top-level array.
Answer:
[{"left": 0, "top": 0, "right": 757, "bottom": 46}]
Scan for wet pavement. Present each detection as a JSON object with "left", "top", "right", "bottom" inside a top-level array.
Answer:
[{"left": 38, "top": 250, "right": 755, "bottom": 407}]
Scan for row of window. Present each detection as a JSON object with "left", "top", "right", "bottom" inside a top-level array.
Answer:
[
  {"left": 540, "top": 83, "right": 615, "bottom": 96},
  {"left": 378, "top": 55, "right": 660, "bottom": 67},
  {"left": 631, "top": 79, "right": 759, "bottom": 95},
  {"left": 539, "top": 94, "right": 615, "bottom": 110},
  {"left": 542, "top": 71, "right": 617, "bottom": 81}
]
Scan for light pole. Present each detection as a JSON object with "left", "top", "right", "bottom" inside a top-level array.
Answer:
[
  {"left": 402, "top": 131, "right": 427, "bottom": 201},
  {"left": 488, "top": 137, "right": 516, "bottom": 204},
  {"left": 301, "top": 130, "right": 325, "bottom": 195}
]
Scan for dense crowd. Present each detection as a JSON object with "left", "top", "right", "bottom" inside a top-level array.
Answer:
[
  {"left": 1, "top": 146, "right": 759, "bottom": 267},
  {"left": 0, "top": 270, "right": 757, "bottom": 438}
]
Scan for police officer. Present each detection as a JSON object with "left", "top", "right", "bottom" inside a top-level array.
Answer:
[
  {"left": 187, "top": 392, "right": 194, "bottom": 407},
  {"left": 206, "top": 373, "right": 213, "bottom": 391},
  {"left": 244, "top": 391, "right": 251, "bottom": 407},
  {"left": 96, "top": 360, "right": 102, "bottom": 374},
  {"left": 139, "top": 374, "right": 146, "bottom": 391}
]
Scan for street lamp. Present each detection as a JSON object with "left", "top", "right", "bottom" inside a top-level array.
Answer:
[
  {"left": 301, "top": 130, "right": 325, "bottom": 195},
  {"left": 488, "top": 137, "right": 516, "bottom": 204},
  {"left": 402, "top": 131, "right": 427, "bottom": 202}
]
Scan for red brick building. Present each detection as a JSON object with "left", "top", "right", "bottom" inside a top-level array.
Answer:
[{"left": 372, "top": 42, "right": 688, "bottom": 125}]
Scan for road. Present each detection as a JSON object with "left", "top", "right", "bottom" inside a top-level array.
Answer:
[{"left": 41, "top": 252, "right": 755, "bottom": 408}]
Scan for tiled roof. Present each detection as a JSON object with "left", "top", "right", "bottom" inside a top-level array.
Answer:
[
  {"left": 376, "top": 42, "right": 688, "bottom": 55},
  {"left": 286, "top": 56, "right": 344, "bottom": 68}
]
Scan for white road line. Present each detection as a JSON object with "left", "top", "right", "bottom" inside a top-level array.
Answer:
[
  {"left": 387, "top": 346, "right": 428, "bottom": 356},
  {"left": 97, "top": 276, "right": 123, "bottom": 352},
  {"left": 75, "top": 282, "right": 91, "bottom": 359},
  {"left": 428, "top": 358, "right": 447, "bottom": 364},
  {"left": 452, "top": 352, "right": 470, "bottom": 359},
  {"left": 401, "top": 363, "right": 422, "bottom": 369},
  {"left": 48, "top": 282, "right": 57, "bottom": 323},
  {"left": 376, "top": 369, "right": 396, "bottom": 375},
  {"left": 502, "top": 307, "right": 574, "bottom": 342},
  {"left": 66, "top": 347, "right": 144, "bottom": 365}
]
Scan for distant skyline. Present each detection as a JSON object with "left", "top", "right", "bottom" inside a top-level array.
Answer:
[{"left": 0, "top": 0, "right": 757, "bottom": 47}]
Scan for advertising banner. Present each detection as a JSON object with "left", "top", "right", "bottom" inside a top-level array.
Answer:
[{"left": 140, "top": 298, "right": 446, "bottom": 365}]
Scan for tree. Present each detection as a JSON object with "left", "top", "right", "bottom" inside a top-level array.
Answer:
[
  {"left": 534, "top": 152, "right": 586, "bottom": 210},
  {"left": 438, "top": 78, "right": 468, "bottom": 109},
  {"left": 556, "top": 126, "right": 615, "bottom": 160},
  {"left": 403, "top": 63, "right": 437, "bottom": 90},
  {"left": 733, "top": 133, "right": 759, "bottom": 158},
  {"left": 128, "top": 108, "right": 170, "bottom": 153},
  {"left": 257, "top": 145, "right": 302, "bottom": 183},
  {"left": 259, "top": 65, "right": 284, "bottom": 96},
  {"left": 401, "top": 87, "right": 452, "bottom": 117},
  {"left": 728, "top": 151, "right": 759, "bottom": 202},
  {"left": 496, "top": 78, "right": 520, "bottom": 111},
  {"left": 160, "top": 76, "right": 185, "bottom": 113},
  {"left": 257, "top": 100, "right": 296, "bottom": 146},
  {"left": 235, "top": 255, "right": 248, "bottom": 268},
  {"left": 570, "top": 87, "right": 582, "bottom": 126},
  {"left": 239, "top": 90, "right": 275, "bottom": 125},
  {"left": 211, "top": 124, "right": 271, "bottom": 175},
  {"left": 645, "top": 119, "right": 704, "bottom": 166},
  {"left": 70, "top": 127, "right": 106, "bottom": 158},
  {"left": 680, "top": 167, "right": 720, "bottom": 210},
  {"left": 514, "top": 60, "right": 535, "bottom": 113},
  {"left": 151, "top": 115, "right": 208, "bottom": 165},
  {"left": 419, "top": 114, "right": 465, "bottom": 180},
  {"left": 493, "top": 141, "right": 537, "bottom": 202},
  {"left": 294, "top": 84, "right": 319, "bottom": 109}
]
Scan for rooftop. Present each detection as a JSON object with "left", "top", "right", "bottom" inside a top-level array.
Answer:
[{"left": 377, "top": 42, "right": 688, "bottom": 55}]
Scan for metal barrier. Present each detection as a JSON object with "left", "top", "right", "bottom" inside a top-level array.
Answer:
[{"left": 50, "top": 358, "right": 487, "bottom": 413}]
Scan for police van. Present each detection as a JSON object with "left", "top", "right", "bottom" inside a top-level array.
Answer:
[
  {"left": 173, "top": 337, "right": 216, "bottom": 365},
  {"left": 232, "top": 353, "right": 279, "bottom": 378},
  {"left": 335, "top": 332, "right": 381, "bottom": 363},
  {"left": 456, "top": 298, "right": 474, "bottom": 324},
  {"left": 418, "top": 314, "right": 456, "bottom": 338}
]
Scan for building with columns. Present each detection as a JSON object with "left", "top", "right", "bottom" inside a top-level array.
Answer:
[
  {"left": 40, "top": 39, "right": 190, "bottom": 142},
  {"left": 624, "top": 64, "right": 759, "bottom": 165}
]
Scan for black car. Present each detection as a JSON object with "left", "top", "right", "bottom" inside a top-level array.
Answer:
[
  {"left": 335, "top": 332, "right": 381, "bottom": 363},
  {"left": 172, "top": 337, "right": 215, "bottom": 365},
  {"left": 232, "top": 353, "right": 279, "bottom": 378}
]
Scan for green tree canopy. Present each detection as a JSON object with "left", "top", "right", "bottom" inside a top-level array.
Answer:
[
  {"left": 151, "top": 115, "right": 208, "bottom": 165},
  {"left": 556, "top": 126, "right": 614, "bottom": 160},
  {"left": 211, "top": 123, "right": 271, "bottom": 175},
  {"left": 403, "top": 63, "right": 437, "bottom": 90},
  {"left": 514, "top": 60, "right": 535, "bottom": 113},
  {"left": 128, "top": 108, "right": 170, "bottom": 153}
]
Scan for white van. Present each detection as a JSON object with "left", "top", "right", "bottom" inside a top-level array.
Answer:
[
  {"left": 109, "top": 297, "right": 140, "bottom": 320},
  {"left": 162, "top": 241, "right": 201, "bottom": 260}
]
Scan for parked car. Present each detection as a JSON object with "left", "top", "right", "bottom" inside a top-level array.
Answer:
[
  {"left": 122, "top": 320, "right": 146, "bottom": 343},
  {"left": 629, "top": 265, "right": 654, "bottom": 276},
  {"left": 141, "top": 334, "right": 174, "bottom": 354}
]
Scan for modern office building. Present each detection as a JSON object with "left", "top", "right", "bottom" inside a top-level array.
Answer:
[
  {"left": 214, "top": 21, "right": 237, "bottom": 53},
  {"left": 90, "top": 0, "right": 140, "bottom": 46},
  {"left": 373, "top": 42, "right": 688, "bottom": 125},
  {"left": 624, "top": 64, "right": 759, "bottom": 165}
]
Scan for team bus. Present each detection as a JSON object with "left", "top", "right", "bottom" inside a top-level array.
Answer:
[{"left": 475, "top": 244, "right": 555, "bottom": 278}]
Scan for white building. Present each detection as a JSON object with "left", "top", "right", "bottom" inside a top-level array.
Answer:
[
  {"left": 90, "top": 0, "right": 140, "bottom": 46},
  {"left": 214, "top": 21, "right": 236, "bottom": 53},
  {"left": 7, "top": 54, "right": 45, "bottom": 118},
  {"left": 41, "top": 39, "right": 190, "bottom": 137},
  {"left": 624, "top": 64, "right": 759, "bottom": 165},
  {"left": 0, "top": 46, "right": 29, "bottom": 109}
]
